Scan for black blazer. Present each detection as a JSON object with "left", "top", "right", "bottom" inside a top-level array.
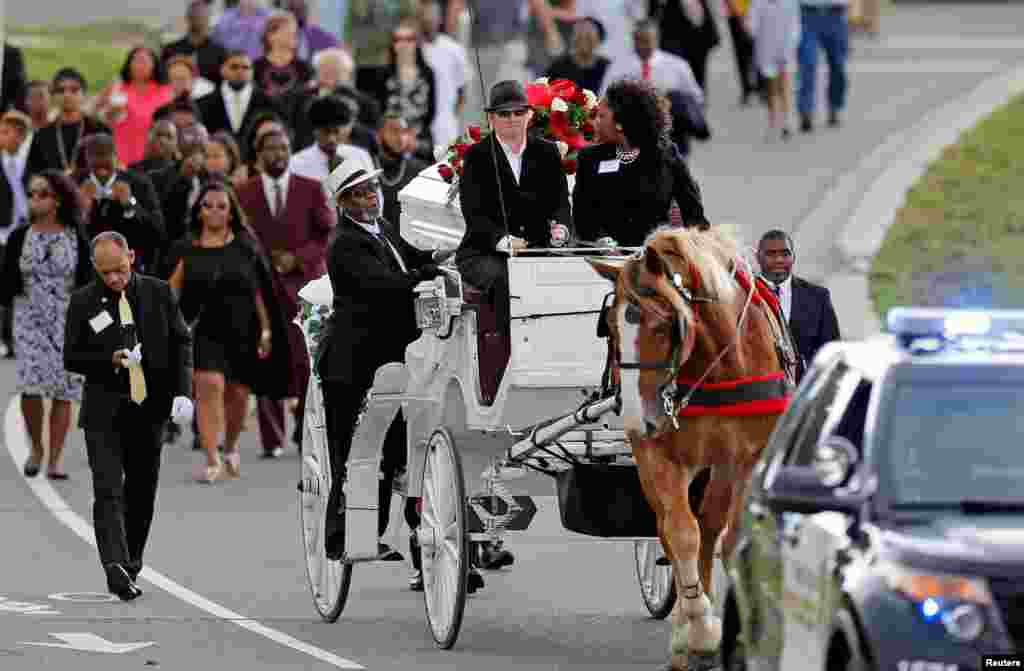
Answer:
[
  {"left": 64, "top": 273, "right": 193, "bottom": 430},
  {"left": 789, "top": 276, "right": 841, "bottom": 376},
  {"left": 0, "top": 155, "right": 31, "bottom": 237},
  {"left": 572, "top": 142, "right": 707, "bottom": 246},
  {"left": 457, "top": 134, "right": 570, "bottom": 260},
  {"left": 79, "top": 169, "right": 165, "bottom": 273},
  {"left": 26, "top": 117, "right": 112, "bottom": 176},
  {"left": 0, "top": 223, "right": 93, "bottom": 308},
  {"left": 194, "top": 87, "right": 281, "bottom": 158},
  {"left": 317, "top": 214, "right": 433, "bottom": 386}
]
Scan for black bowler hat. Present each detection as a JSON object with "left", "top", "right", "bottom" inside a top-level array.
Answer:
[{"left": 485, "top": 80, "right": 530, "bottom": 113}]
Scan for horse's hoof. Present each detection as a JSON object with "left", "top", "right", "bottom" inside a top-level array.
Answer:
[{"left": 686, "top": 650, "right": 722, "bottom": 671}]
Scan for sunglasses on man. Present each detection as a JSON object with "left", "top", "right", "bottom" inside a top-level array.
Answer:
[{"left": 494, "top": 108, "right": 529, "bottom": 119}]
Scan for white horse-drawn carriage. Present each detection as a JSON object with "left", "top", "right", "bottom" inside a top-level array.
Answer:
[{"left": 296, "top": 165, "right": 724, "bottom": 648}]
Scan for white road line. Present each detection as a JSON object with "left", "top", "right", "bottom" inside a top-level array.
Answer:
[{"left": 3, "top": 396, "right": 364, "bottom": 670}]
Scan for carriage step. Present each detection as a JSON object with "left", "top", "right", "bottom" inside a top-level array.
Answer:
[{"left": 466, "top": 495, "right": 538, "bottom": 533}]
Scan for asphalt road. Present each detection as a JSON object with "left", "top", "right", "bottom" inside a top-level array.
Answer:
[{"left": 2, "top": 3, "right": 1024, "bottom": 670}]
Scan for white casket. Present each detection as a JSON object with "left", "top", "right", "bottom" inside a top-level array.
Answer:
[{"left": 397, "top": 163, "right": 576, "bottom": 252}]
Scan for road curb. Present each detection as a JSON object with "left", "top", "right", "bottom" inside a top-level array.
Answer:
[{"left": 797, "top": 59, "right": 1024, "bottom": 339}]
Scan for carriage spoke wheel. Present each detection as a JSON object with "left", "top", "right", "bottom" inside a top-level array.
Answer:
[
  {"left": 418, "top": 427, "right": 469, "bottom": 649},
  {"left": 299, "top": 381, "right": 353, "bottom": 623},
  {"left": 634, "top": 539, "right": 677, "bottom": 619}
]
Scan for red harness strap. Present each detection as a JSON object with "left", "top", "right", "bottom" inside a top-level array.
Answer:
[{"left": 675, "top": 371, "right": 791, "bottom": 417}]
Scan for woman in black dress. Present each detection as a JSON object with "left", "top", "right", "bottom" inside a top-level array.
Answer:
[
  {"left": 573, "top": 78, "right": 709, "bottom": 247},
  {"left": 166, "top": 180, "right": 291, "bottom": 483}
]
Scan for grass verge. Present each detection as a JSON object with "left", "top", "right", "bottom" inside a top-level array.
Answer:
[
  {"left": 869, "top": 92, "right": 1024, "bottom": 316},
  {"left": 9, "top": 21, "right": 162, "bottom": 94}
]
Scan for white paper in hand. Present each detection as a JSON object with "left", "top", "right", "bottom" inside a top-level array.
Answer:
[{"left": 171, "top": 396, "right": 194, "bottom": 425}]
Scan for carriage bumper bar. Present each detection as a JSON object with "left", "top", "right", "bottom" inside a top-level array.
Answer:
[{"left": 506, "top": 395, "right": 622, "bottom": 463}]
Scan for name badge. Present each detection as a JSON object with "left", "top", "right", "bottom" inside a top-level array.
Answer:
[
  {"left": 89, "top": 310, "right": 114, "bottom": 334},
  {"left": 598, "top": 159, "right": 621, "bottom": 174}
]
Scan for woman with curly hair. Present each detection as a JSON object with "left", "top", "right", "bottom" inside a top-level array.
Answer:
[
  {"left": 165, "top": 179, "right": 291, "bottom": 483},
  {"left": 0, "top": 171, "right": 92, "bottom": 478},
  {"left": 572, "top": 78, "right": 709, "bottom": 247}
]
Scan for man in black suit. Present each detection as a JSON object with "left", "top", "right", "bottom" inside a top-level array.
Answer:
[
  {"left": 64, "top": 231, "right": 194, "bottom": 600},
  {"left": 195, "top": 50, "right": 279, "bottom": 160},
  {"left": 127, "top": 119, "right": 179, "bottom": 176},
  {"left": 317, "top": 161, "right": 445, "bottom": 568},
  {"left": 757, "top": 229, "right": 841, "bottom": 381},
  {"left": 78, "top": 134, "right": 165, "bottom": 275},
  {"left": 150, "top": 123, "right": 210, "bottom": 264},
  {"left": 456, "top": 80, "right": 570, "bottom": 390},
  {"left": 27, "top": 68, "right": 111, "bottom": 176}
]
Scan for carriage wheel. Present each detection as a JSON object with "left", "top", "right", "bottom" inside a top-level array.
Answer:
[
  {"left": 634, "top": 539, "right": 677, "bottom": 619},
  {"left": 418, "top": 427, "right": 469, "bottom": 649},
  {"left": 299, "top": 381, "right": 353, "bottom": 623}
]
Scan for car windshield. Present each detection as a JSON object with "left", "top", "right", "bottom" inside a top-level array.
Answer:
[{"left": 886, "top": 382, "right": 1024, "bottom": 506}]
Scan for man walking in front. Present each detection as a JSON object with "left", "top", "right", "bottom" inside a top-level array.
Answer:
[
  {"left": 756, "top": 229, "right": 840, "bottom": 381},
  {"left": 64, "top": 232, "right": 194, "bottom": 600}
]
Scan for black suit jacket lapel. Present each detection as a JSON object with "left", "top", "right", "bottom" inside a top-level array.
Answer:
[{"left": 351, "top": 220, "right": 398, "bottom": 270}]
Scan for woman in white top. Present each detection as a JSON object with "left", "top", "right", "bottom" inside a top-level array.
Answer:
[{"left": 747, "top": 0, "right": 801, "bottom": 139}]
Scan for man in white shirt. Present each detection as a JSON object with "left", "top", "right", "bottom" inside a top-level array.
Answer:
[
  {"left": 0, "top": 111, "right": 31, "bottom": 241},
  {"left": 418, "top": 0, "right": 470, "bottom": 151},
  {"left": 601, "top": 19, "right": 704, "bottom": 105},
  {"left": 290, "top": 96, "right": 375, "bottom": 203}
]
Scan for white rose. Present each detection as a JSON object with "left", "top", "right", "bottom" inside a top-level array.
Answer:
[
  {"left": 534, "top": 77, "right": 549, "bottom": 86},
  {"left": 556, "top": 141, "right": 568, "bottom": 159},
  {"left": 583, "top": 89, "right": 598, "bottom": 110},
  {"left": 551, "top": 97, "right": 569, "bottom": 113}
]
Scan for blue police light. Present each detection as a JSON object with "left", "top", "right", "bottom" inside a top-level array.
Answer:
[
  {"left": 887, "top": 307, "right": 1024, "bottom": 351},
  {"left": 921, "top": 598, "right": 942, "bottom": 620}
]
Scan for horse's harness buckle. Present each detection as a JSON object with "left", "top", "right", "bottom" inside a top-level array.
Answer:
[{"left": 661, "top": 384, "right": 680, "bottom": 430}]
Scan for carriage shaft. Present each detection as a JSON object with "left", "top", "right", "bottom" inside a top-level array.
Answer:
[{"left": 507, "top": 395, "right": 621, "bottom": 463}]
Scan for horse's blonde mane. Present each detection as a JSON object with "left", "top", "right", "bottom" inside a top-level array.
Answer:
[{"left": 645, "top": 224, "right": 741, "bottom": 299}]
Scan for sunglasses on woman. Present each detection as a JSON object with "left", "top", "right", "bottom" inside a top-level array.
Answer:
[
  {"left": 495, "top": 109, "right": 529, "bottom": 119},
  {"left": 28, "top": 189, "right": 54, "bottom": 199}
]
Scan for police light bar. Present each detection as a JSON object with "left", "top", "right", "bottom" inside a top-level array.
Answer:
[{"left": 886, "top": 307, "right": 1024, "bottom": 349}]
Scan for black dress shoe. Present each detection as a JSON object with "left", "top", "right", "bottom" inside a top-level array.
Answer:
[
  {"left": 800, "top": 114, "right": 814, "bottom": 133},
  {"left": 23, "top": 460, "right": 41, "bottom": 477},
  {"left": 480, "top": 544, "right": 514, "bottom": 570},
  {"left": 105, "top": 564, "right": 142, "bottom": 601},
  {"left": 828, "top": 110, "right": 841, "bottom": 128},
  {"left": 467, "top": 568, "right": 484, "bottom": 594},
  {"left": 377, "top": 543, "right": 404, "bottom": 561}
]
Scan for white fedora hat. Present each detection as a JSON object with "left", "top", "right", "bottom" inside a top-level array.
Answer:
[{"left": 325, "top": 160, "right": 383, "bottom": 199}]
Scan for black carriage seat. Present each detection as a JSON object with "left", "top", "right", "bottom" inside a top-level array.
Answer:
[{"left": 461, "top": 283, "right": 511, "bottom": 406}]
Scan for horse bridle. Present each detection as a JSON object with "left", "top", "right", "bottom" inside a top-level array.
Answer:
[
  {"left": 615, "top": 258, "right": 714, "bottom": 430},
  {"left": 613, "top": 254, "right": 757, "bottom": 433}
]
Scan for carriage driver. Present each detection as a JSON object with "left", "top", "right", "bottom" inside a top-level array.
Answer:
[{"left": 316, "top": 161, "right": 448, "bottom": 563}]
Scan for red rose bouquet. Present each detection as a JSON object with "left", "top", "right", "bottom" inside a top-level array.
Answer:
[{"left": 436, "top": 77, "right": 598, "bottom": 189}]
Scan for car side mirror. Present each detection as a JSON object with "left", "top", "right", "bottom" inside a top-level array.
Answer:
[
  {"left": 764, "top": 460, "right": 875, "bottom": 516},
  {"left": 813, "top": 436, "right": 858, "bottom": 488}
]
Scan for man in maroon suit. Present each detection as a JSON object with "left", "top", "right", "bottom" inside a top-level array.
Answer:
[{"left": 237, "top": 128, "right": 336, "bottom": 457}]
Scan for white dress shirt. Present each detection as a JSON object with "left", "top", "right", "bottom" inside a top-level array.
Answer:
[
  {"left": 777, "top": 275, "right": 793, "bottom": 322},
  {"left": 221, "top": 81, "right": 253, "bottom": 133},
  {"left": 497, "top": 136, "right": 525, "bottom": 184},
  {"left": 261, "top": 170, "right": 290, "bottom": 217},
  {"left": 601, "top": 49, "right": 705, "bottom": 105},
  {"left": 90, "top": 172, "right": 118, "bottom": 200},
  {"left": 495, "top": 136, "right": 527, "bottom": 253}
]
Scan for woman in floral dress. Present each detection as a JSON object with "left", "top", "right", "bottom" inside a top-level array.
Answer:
[{"left": 0, "top": 171, "right": 92, "bottom": 477}]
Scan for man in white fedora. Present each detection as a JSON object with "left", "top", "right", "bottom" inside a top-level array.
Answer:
[{"left": 315, "top": 160, "right": 447, "bottom": 570}]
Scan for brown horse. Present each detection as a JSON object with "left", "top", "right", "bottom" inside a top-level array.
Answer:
[{"left": 590, "top": 226, "right": 794, "bottom": 671}]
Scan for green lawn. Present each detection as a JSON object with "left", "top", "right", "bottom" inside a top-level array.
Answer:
[
  {"left": 869, "top": 93, "right": 1024, "bottom": 316},
  {"left": 9, "top": 21, "right": 162, "bottom": 94}
]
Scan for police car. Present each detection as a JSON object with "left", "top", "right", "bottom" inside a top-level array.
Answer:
[{"left": 719, "top": 307, "right": 1024, "bottom": 671}]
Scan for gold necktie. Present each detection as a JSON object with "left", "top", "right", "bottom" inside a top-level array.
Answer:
[{"left": 118, "top": 292, "right": 148, "bottom": 404}]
